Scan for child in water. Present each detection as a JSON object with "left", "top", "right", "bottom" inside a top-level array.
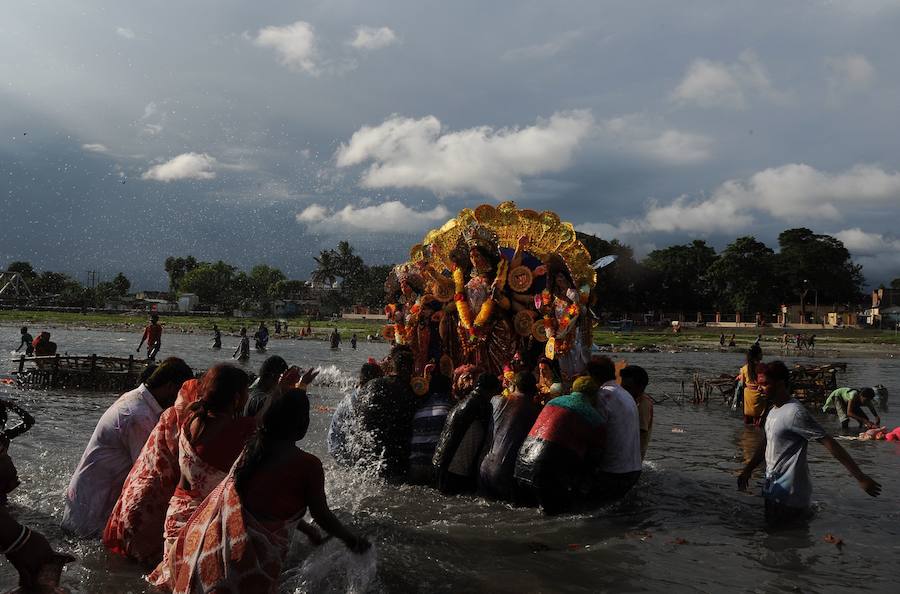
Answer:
[{"left": 234, "top": 327, "right": 250, "bottom": 361}]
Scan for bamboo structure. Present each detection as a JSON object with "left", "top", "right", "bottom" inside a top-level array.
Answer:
[{"left": 11, "top": 354, "right": 149, "bottom": 391}]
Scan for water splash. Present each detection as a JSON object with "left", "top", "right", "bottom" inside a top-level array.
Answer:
[{"left": 284, "top": 539, "right": 378, "bottom": 594}]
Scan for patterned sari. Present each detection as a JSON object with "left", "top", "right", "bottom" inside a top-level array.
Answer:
[
  {"left": 147, "top": 431, "right": 229, "bottom": 588},
  {"left": 164, "top": 469, "right": 302, "bottom": 594},
  {"left": 102, "top": 379, "right": 200, "bottom": 565}
]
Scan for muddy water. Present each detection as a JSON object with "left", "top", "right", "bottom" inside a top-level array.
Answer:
[{"left": 1, "top": 326, "right": 898, "bottom": 592}]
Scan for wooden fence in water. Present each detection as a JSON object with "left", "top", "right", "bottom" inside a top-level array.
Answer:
[{"left": 10, "top": 354, "right": 150, "bottom": 391}]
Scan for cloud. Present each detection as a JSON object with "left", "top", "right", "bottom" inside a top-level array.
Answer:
[
  {"left": 586, "top": 163, "right": 900, "bottom": 236},
  {"left": 252, "top": 21, "right": 318, "bottom": 74},
  {"left": 671, "top": 50, "right": 781, "bottom": 109},
  {"left": 298, "top": 201, "right": 450, "bottom": 233},
  {"left": 296, "top": 203, "right": 328, "bottom": 222},
  {"left": 502, "top": 30, "right": 582, "bottom": 61},
  {"left": 834, "top": 228, "right": 900, "bottom": 255},
  {"left": 141, "top": 152, "right": 218, "bottom": 182},
  {"left": 115, "top": 27, "right": 135, "bottom": 40},
  {"left": 599, "top": 116, "right": 713, "bottom": 165},
  {"left": 826, "top": 54, "right": 875, "bottom": 97},
  {"left": 81, "top": 143, "right": 109, "bottom": 153},
  {"left": 350, "top": 26, "right": 399, "bottom": 51},
  {"left": 335, "top": 110, "right": 594, "bottom": 198}
]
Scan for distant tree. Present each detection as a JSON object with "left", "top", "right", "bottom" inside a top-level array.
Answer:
[
  {"left": 890, "top": 278, "right": 900, "bottom": 290},
  {"left": 271, "top": 279, "right": 309, "bottom": 299},
  {"left": 312, "top": 250, "right": 338, "bottom": 287},
  {"left": 776, "top": 228, "right": 864, "bottom": 317},
  {"left": 643, "top": 240, "right": 717, "bottom": 313},
  {"left": 179, "top": 261, "right": 236, "bottom": 306},
  {"left": 706, "top": 236, "right": 778, "bottom": 313},
  {"left": 6, "top": 261, "right": 36, "bottom": 280},
  {"left": 576, "top": 232, "right": 654, "bottom": 316},
  {"left": 164, "top": 256, "right": 198, "bottom": 293},
  {"left": 110, "top": 272, "right": 131, "bottom": 296},
  {"left": 31, "top": 271, "right": 80, "bottom": 296},
  {"left": 247, "top": 265, "right": 286, "bottom": 299}
]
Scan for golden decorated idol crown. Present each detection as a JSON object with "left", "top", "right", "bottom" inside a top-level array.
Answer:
[{"left": 461, "top": 223, "right": 499, "bottom": 253}]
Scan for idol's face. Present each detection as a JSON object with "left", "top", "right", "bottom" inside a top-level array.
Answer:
[
  {"left": 469, "top": 247, "right": 489, "bottom": 271},
  {"left": 400, "top": 279, "right": 412, "bottom": 295},
  {"left": 555, "top": 273, "right": 570, "bottom": 292}
]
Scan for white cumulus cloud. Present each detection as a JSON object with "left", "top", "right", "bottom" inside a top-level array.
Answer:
[
  {"left": 252, "top": 21, "right": 318, "bottom": 74},
  {"left": 298, "top": 201, "right": 450, "bottom": 233},
  {"left": 350, "top": 26, "right": 399, "bottom": 51},
  {"left": 115, "top": 27, "right": 135, "bottom": 40},
  {"left": 141, "top": 152, "right": 218, "bottom": 182},
  {"left": 296, "top": 203, "right": 328, "bottom": 222},
  {"left": 584, "top": 163, "right": 900, "bottom": 237},
  {"left": 81, "top": 143, "right": 109, "bottom": 153},
  {"left": 335, "top": 111, "right": 594, "bottom": 198},
  {"left": 671, "top": 50, "right": 782, "bottom": 109},
  {"left": 834, "top": 228, "right": 900, "bottom": 255}
]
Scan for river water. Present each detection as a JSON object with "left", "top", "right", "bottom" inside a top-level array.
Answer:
[{"left": 1, "top": 326, "right": 898, "bottom": 593}]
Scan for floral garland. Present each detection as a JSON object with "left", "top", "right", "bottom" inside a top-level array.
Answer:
[{"left": 453, "top": 268, "right": 495, "bottom": 338}]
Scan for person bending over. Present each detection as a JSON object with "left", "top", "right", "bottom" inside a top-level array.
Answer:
[{"left": 822, "top": 387, "right": 880, "bottom": 432}]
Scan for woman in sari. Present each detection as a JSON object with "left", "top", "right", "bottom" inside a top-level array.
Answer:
[
  {"left": 148, "top": 364, "right": 256, "bottom": 588},
  {"left": 164, "top": 388, "right": 370, "bottom": 593},
  {"left": 739, "top": 344, "right": 766, "bottom": 425},
  {"left": 102, "top": 379, "right": 200, "bottom": 565}
]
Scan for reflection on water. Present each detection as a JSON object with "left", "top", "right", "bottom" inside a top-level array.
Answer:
[{"left": 1, "top": 327, "right": 898, "bottom": 592}]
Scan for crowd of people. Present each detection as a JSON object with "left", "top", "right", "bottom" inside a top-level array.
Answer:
[
  {"left": 1, "top": 356, "right": 370, "bottom": 592},
  {"left": 328, "top": 346, "right": 653, "bottom": 515},
  {"left": 0, "top": 328, "right": 890, "bottom": 591}
]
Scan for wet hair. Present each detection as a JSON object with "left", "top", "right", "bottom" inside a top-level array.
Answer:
[
  {"left": 234, "top": 388, "right": 310, "bottom": 495},
  {"left": 475, "top": 373, "right": 501, "bottom": 397},
  {"left": 390, "top": 344, "right": 415, "bottom": 376},
  {"left": 144, "top": 357, "right": 193, "bottom": 390},
  {"left": 189, "top": 363, "right": 249, "bottom": 422},
  {"left": 258, "top": 355, "right": 288, "bottom": 379},
  {"left": 429, "top": 371, "right": 452, "bottom": 395},
  {"left": 759, "top": 360, "right": 790, "bottom": 387},
  {"left": 860, "top": 387, "right": 875, "bottom": 400},
  {"left": 620, "top": 365, "right": 650, "bottom": 390},
  {"left": 19, "top": 327, "right": 27, "bottom": 334},
  {"left": 587, "top": 356, "right": 616, "bottom": 384},
  {"left": 512, "top": 371, "right": 538, "bottom": 396},
  {"left": 139, "top": 363, "right": 159, "bottom": 386},
  {"left": 746, "top": 344, "right": 763, "bottom": 380},
  {"left": 359, "top": 362, "right": 384, "bottom": 387}
]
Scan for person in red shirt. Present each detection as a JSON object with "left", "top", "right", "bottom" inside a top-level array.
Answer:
[{"left": 137, "top": 314, "right": 163, "bottom": 360}]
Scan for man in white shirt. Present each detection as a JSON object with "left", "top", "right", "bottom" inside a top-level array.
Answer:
[
  {"left": 738, "top": 360, "right": 880, "bottom": 525},
  {"left": 62, "top": 358, "right": 193, "bottom": 537},
  {"left": 586, "top": 356, "right": 642, "bottom": 501}
]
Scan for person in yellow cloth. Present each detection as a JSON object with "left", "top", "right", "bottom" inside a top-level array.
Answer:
[{"left": 739, "top": 344, "right": 765, "bottom": 426}]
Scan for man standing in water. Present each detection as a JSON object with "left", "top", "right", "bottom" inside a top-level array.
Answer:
[
  {"left": 351, "top": 333, "right": 358, "bottom": 350},
  {"left": 211, "top": 324, "right": 221, "bottom": 349},
  {"left": 15, "top": 327, "right": 34, "bottom": 356},
  {"left": 63, "top": 358, "right": 193, "bottom": 536},
  {"left": 738, "top": 360, "right": 881, "bottom": 525},
  {"left": 137, "top": 313, "right": 163, "bottom": 360}
]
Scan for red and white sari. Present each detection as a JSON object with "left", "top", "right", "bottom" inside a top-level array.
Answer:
[
  {"left": 102, "top": 379, "right": 200, "bottom": 565},
  {"left": 147, "top": 431, "right": 229, "bottom": 588},
  {"left": 164, "top": 470, "right": 301, "bottom": 594}
]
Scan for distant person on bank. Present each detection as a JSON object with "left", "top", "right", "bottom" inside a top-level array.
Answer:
[
  {"left": 738, "top": 361, "right": 881, "bottom": 525},
  {"left": 63, "top": 358, "right": 193, "bottom": 536}
]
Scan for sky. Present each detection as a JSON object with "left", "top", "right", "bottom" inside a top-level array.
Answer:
[{"left": 2, "top": 0, "right": 900, "bottom": 290}]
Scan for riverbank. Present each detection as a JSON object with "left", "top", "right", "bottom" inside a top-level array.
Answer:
[{"left": 2, "top": 310, "right": 898, "bottom": 356}]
